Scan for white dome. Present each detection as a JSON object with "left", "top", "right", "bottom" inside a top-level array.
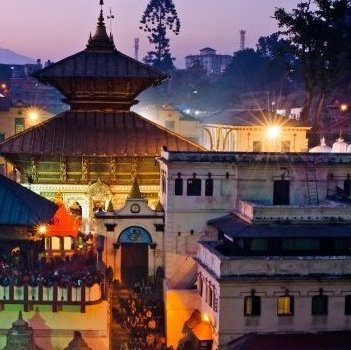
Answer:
[
  {"left": 331, "top": 137, "right": 348, "bottom": 153},
  {"left": 309, "top": 137, "right": 332, "bottom": 153}
]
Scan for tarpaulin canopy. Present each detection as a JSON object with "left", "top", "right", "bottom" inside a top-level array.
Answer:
[{"left": 46, "top": 205, "right": 80, "bottom": 237}]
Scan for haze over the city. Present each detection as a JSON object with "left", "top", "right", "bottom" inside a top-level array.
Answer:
[{"left": 1, "top": 0, "right": 300, "bottom": 67}]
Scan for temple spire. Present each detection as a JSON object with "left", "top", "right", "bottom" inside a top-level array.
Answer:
[{"left": 86, "top": 0, "right": 115, "bottom": 51}]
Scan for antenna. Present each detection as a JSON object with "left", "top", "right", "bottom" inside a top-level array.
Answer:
[
  {"left": 240, "top": 30, "right": 246, "bottom": 50},
  {"left": 134, "top": 38, "right": 140, "bottom": 61},
  {"left": 107, "top": 7, "right": 115, "bottom": 33}
]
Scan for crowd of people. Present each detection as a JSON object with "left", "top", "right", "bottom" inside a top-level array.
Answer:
[
  {"left": 0, "top": 250, "right": 104, "bottom": 288},
  {"left": 112, "top": 282, "right": 169, "bottom": 350}
]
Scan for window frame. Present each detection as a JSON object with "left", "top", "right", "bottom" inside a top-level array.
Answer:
[
  {"left": 244, "top": 295, "right": 261, "bottom": 316},
  {"left": 311, "top": 294, "right": 328, "bottom": 316},
  {"left": 277, "top": 295, "right": 294, "bottom": 316},
  {"left": 345, "top": 295, "right": 351, "bottom": 315},
  {"left": 187, "top": 177, "right": 201, "bottom": 196}
]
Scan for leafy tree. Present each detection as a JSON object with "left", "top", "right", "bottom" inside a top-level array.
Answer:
[
  {"left": 274, "top": 0, "right": 351, "bottom": 129},
  {"left": 140, "top": 0, "right": 181, "bottom": 72}
]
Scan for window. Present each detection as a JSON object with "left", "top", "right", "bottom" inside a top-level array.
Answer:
[
  {"left": 187, "top": 177, "right": 201, "bottom": 196},
  {"left": 312, "top": 295, "right": 328, "bottom": 315},
  {"left": 281, "top": 141, "right": 291, "bottom": 152},
  {"left": 205, "top": 178, "right": 213, "bottom": 196},
  {"left": 198, "top": 276, "right": 203, "bottom": 297},
  {"left": 0, "top": 133, "right": 5, "bottom": 142},
  {"left": 282, "top": 239, "right": 319, "bottom": 252},
  {"left": 161, "top": 173, "right": 166, "bottom": 193},
  {"left": 345, "top": 295, "right": 351, "bottom": 315},
  {"left": 165, "top": 120, "right": 175, "bottom": 130},
  {"left": 273, "top": 180, "right": 290, "bottom": 205},
  {"left": 15, "top": 118, "right": 25, "bottom": 134},
  {"left": 175, "top": 176, "right": 183, "bottom": 195},
  {"left": 207, "top": 286, "right": 213, "bottom": 308},
  {"left": 0, "top": 164, "right": 4, "bottom": 175},
  {"left": 253, "top": 141, "right": 262, "bottom": 152},
  {"left": 277, "top": 295, "right": 294, "bottom": 316},
  {"left": 250, "top": 239, "right": 267, "bottom": 252},
  {"left": 244, "top": 295, "right": 261, "bottom": 316}
]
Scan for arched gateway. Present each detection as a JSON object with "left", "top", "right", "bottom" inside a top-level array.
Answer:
[{"left": 118, "top": 226, "right": 152, "bottom": 287}]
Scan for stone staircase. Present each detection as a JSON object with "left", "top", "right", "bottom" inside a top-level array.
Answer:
[{"left": 110, "top": 286, "right": 134, "bottom": 350}]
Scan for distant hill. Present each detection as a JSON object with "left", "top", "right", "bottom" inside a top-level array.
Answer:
[{"left": 0, "top": 47, "right": 35, "bottom": 65}]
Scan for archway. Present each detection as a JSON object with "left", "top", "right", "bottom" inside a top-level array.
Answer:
[{"left": 117, "top": 226, "right": 152, "bottom": 287}]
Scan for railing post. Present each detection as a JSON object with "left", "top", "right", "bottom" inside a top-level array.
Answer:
[
  {"left": 24, "top": 282, "right": 29, "bottom": 312},
  {"left": 9, "top": 283, "right": 14, "bottom": 302},
  {"left": 80, "top": 284, "right": 86, "bottom": 313},
  {"left": 68, "top": 284, "right": 72, "bottom": 303},
  {"left": 52, "top": 282, "right": 58, "bottom": 312}
]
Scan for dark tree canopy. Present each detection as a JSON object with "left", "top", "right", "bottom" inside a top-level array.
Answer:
[
  {"left": 140, "top": 0, "right": 181, "bottom": 72},
  {"left": 274, "top": 0, "right": 351, "bottom": 129}
]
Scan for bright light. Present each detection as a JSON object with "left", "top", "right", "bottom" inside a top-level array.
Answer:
[
  {"left": 37, "top": 225, "right": 47, "bottom": 235},
  {"left": 28, "top": 110, "right": 39, "bottom": 121},
  {"left": 340, "top": 104, "right": 348, "bottom": 112},
  {"left": 266, "top": 125, "right": 281, "bottom": 139},
  {"left": 1, "top": 83, "right": 6, "bottom": 89},
  {"left": 202, "top": 312, "right": 210, "bottom": 323}
]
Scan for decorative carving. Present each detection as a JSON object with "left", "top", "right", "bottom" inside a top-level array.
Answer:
[
  {"left": 131, "top": 158, "right": 138, "bottom": 179},
  {"left": 109, "top": 157, "right": 116, "bottom": 181},
  {"left": 81, "top": 157, "right": 88, "bottom": 181},
  {"left": 88, "top": 178, "right": 112, "bottom": 197},
  {"left": 30, "top": 158, "right": 38, "bottom": 181},
  {"left": 59, "top": 157, "right": 67, "bottom": 182}
]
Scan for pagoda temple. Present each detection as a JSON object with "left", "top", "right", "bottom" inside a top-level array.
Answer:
[{"left": 0, "top": 1, "right": 204, "bottom": 232}]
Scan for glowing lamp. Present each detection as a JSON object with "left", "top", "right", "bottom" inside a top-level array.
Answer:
[
  {"left": 266, "top": 125, "right": 281, "bottom": 139},
  {"left": 37, "top": 225, "right": 47, "bottom": 235},
  {"left": 202, "top": 312, "right": 210, "bottom": 323},
  {"left": 340, "top": 104, "right": 348, "bottom": 112}
]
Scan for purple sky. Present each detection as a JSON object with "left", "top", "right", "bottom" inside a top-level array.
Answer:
[{"left": 1, "top": 0, "right": 300, "bottom": 67}]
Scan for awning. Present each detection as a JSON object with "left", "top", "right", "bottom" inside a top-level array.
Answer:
[
  {"left": 46, "top": 205, "right": 80, "bottom": 237},
  {"left": 208, "top": 215, "right": 351, "bottom": 238}
]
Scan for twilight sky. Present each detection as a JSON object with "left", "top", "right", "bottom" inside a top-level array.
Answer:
[{"left": 1, "top": 0, "right": 300, "bottom": 67}]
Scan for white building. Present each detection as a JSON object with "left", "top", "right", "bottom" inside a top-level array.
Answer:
[{"left": 185, "top": 48, "right": 232, "bottom": 77}]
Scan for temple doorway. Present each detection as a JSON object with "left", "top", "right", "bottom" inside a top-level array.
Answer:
[
  {"left": 121, "top": 244, "right": 148, "bottom": 287},
  {"left": 117, "top": 226, "right": 153, "bottom": 287}
]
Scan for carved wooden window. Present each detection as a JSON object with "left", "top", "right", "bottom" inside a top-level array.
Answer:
[
  {"left": 244, "top": 295, "right": 261, "bottom": 316},
  {"left": 277, "top": 295, "right": 294, "bottom": 316},
  {"left": 312, "top": 295, "right": 328, "bottom": 315}
]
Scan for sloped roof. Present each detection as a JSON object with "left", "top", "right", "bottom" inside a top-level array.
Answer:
[
  {"left": 0, "top": 174, "right": 58, "bottom": 225},
  {"left": 33, "top": 50, "right": 167, "bottom": 81},
  {"left": 203, "top": 109, "right": 310, "bottom": 128},
  {"left": 208, "top": 214, "right": 351, "bottom": 239},
  {"left": 0, "top": 110, "right": 205, "bottom": 157}
]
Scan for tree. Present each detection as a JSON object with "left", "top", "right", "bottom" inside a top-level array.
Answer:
[
  {"left": 140, "top": 0, "right": 181, "bottom": 72},
  {"left": 274, "top": 0, "right": 351, "bottom": 129}
]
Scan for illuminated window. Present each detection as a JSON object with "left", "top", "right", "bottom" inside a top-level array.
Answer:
[
  {"left": 244, "top": 295, "right": 261, "bottom": 316},
  {"left": 277, "top": 295, "right": 294, "bottom": 316},
  {"left": 175, "top": 174, "right": 183, "bottom": 195},
  {"left": 312, "top": 295, "right": 328, "bottom": 315},
  {"left": 15, "top": 118, "right": 25, "bottom": 134},
  {"left": 253, "top": 141, "right": 262, "bottom": 152},
  {"left": 187, "top": 176, "right": 201, "bottom": 196},
  {"left": 281, "top": 141, "right": 291, "bottom": 152},
  {"left": 63, "top": 237, "right": 72, "bottom": 250},
  {"left": 345, "top": 295, "right": 351, "bottom": 315},
  {"left": 51, "top": 237, "right": 60, "bottom": 250}
]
